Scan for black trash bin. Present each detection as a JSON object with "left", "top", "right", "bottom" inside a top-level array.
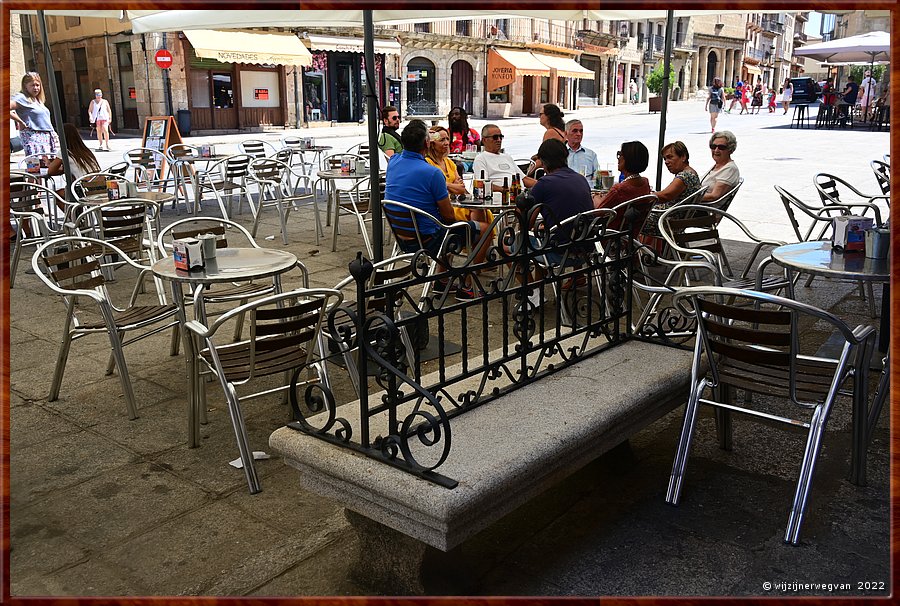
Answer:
[{"left": 177, "top": 109, "right": 191, "bottom": 136}]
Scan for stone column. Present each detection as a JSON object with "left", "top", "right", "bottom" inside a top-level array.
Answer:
[
  {"left": 723, "top": 49, "right": 733, "bottom": 86},
  {"left": 698, "top": 46, "right": 708, "bottom": 90}
]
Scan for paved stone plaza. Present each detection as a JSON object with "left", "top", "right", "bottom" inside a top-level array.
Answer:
[{"left": 7, "top": 98, "right": 891, "bottom": 596}]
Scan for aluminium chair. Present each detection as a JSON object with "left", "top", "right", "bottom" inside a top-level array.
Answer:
[
  {"left": 9, "top": 181, "right": 78, "bottom": 287},
  {"left": 247, "top": 156, "right": 322, "bottom": 245},
  {"left": 658, "top": 204, "right": 792, "bottom": 298},
  {"left": 869, "top": 160, "right": 890, "bottom": 198},
  {"left": 70, "top": 172, "right": 133, "bottom": 204},
  {"left": 194, "top": 153, "right": 254, "bottom": 218},
  {"left": 814, "top": 173, "right": 888, "bottom": 223},
  {"left": 666, "top": 286, "right": 876, "bottom": 544},
  {"left": 184, "top": 287, "right": 342, "bottom": 493},
  {"left": 238, "top": 138, "right": 280, "bottom": 159},
  {"left": 32, "top": 236, "right": 179, "bottom": 420},
  {"left": 165, "top": 143, "right": 203, "bottom": 213},
  {"left": 123, "top": 147, "right": 177, "bottom": 195}
]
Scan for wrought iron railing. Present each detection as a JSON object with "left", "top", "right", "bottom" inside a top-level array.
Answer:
[{"left": 286, "top": 205, "right": 655, "bottom": 487}]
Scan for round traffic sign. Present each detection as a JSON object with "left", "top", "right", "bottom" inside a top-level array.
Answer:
[{"left": 155, "top": 49, "right": 173, "bottom": 69}]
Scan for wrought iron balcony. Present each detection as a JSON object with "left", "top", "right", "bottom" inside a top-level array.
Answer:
[{"left": 762, "top": 20, "right": 784, "bottom": 35}]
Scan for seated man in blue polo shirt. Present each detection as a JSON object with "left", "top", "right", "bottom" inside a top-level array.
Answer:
[{"left": 385, "top": 119, "right": 493, "bottom": 300}]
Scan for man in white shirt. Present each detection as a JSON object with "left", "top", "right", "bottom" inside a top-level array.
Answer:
[
  {"left": 859, "top": 70, "right": 878, "bottom": 118},
  {"left": 471, "top": 124, "right": 536, "bottom": 194},
  {"left": 564, "top": 119, "right": 598, "bottom": 185}
]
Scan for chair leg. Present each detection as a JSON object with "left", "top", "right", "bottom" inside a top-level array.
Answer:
[
  {"left": 170, "top": 323, "right": 181, "bottom": 356},
  {"left": 10, "top": 235, "right": 22, "bottom": 288},
  {"left": 48, "top": 329, "right": 74, "bottom": 402},
  {"left": 714, "top": 384, "right": 733, "bottom": 451},
  {"left": 785, "top": 406, "right": 826, "bottom": 544},
  {"left": 865, "top": 282, "right": 876, "bottom": 318},
  {"left": 666, "top": 378, "right": 706, "bottom": 505},
  {"left": 278, "top": 197, "right": 290, "bottom": 245},
  {"left": 107, "top": 329, "right": 139, "bottom": 420},
  {"left": 232, "top": 304, "right": 248, "bottom": 342},
  {"left": 222, "top": 382, "right": 262, "bottom": 494}
]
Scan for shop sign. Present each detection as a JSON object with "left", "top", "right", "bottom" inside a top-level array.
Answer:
[{"left": 254, "top": 88, "right": 269, "bottom": 100}]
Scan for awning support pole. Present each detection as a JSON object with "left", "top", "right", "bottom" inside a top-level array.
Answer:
[
  {"left": 37, "top": 10, "right": 73, "bottom": 203},
  {"left": 364, "top": 10, "right": 383, "bottom": 262},
  {"left": 655, "top": 10, "right": 675, "bottom": 192}
]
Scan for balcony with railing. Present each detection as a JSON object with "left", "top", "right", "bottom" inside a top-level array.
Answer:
[
  {"left": 744, "top": 47, "right": 765, "bottom": 64},
  {"left": 761, "top": 19, "right": 785, "bottom": 35}
]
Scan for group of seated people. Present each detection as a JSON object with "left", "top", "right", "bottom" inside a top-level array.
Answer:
[{"left": 383, "top": 116, "right": 742, "bottom": 300}]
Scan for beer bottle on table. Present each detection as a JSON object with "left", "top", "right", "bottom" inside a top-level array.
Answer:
[
  {"left": 501, "top": 177, "right": 509, "bottom": 205},
  {"left": 482, "top": 171, "right": 491, "bottom": 203}
]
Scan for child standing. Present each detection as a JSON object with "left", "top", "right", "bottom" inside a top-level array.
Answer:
[{"left": 767, "top": 89, "right": 777, "bottom": 112}]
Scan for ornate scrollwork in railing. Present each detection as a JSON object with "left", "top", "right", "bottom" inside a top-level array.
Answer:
[{"left": 286, "top": 206, "right": 666, "bottom": 488}]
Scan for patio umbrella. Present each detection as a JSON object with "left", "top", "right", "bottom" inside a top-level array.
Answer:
[{"left": 793, "top": 31, "right": 890, "bottom": 119}]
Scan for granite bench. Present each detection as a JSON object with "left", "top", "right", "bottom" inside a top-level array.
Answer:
[{"left": 270, "top": 338, "right": 693, "bottom": 593}]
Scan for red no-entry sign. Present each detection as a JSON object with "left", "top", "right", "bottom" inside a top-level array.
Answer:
[{"left": 155, "top": 49, "right": 173, "bottom": 69}]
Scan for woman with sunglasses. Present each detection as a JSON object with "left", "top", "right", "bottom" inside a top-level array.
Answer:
[
  {"left": 425, "top": 125, "right": 492, "bottom": 225},
  {"left": 700, "top": 130, "right": 740, "bottom": 205},
  {"left": 593, "top": 141, "right": 650, "bottom": 210},
  {"left": 10, "top": 72, "right": 59, "bottom": 156}
]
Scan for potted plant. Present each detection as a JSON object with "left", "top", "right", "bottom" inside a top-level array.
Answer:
[{"left": 646, "top": 62, "right": 676, "bottom": 113}]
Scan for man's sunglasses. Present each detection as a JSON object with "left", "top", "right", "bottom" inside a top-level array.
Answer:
[
  {"left": 709, "top": 144, "right": 729, "bottom": 151},
  {"left": 389, "top": 115, "right": 400, "bottom": 121},
  {"left": 485, "top": 134, "right": 504, "bottom": 140}
]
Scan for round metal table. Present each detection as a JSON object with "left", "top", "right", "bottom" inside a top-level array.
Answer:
[
  {"left": 317, "top": 168, "right": 382, "bottom": 252},
  {"left": 152, "top": 247, "right": 298, "bottom": 447}
]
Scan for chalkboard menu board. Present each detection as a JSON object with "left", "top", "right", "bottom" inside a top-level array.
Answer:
[{"left": 140, "top": 116, "right": 183, "bottom": 181}]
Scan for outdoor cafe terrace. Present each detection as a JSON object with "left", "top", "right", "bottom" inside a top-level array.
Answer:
[{"left": 6, "top": 102, "right": 892, "bottom": 596}]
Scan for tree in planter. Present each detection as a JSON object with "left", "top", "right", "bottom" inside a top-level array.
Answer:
[
  {"left": 646, "top": 62, "right": 676, "bottom": 111},
  {"left": 646, "top": 62, "right": 676, "bottom": 97}
]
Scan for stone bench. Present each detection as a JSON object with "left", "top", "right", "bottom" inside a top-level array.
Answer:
[{"left": 270, "top": 339, "right": 693, "bottom": 593}]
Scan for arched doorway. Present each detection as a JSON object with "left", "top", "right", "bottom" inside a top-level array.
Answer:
[
  {"left": 705, "top": 51, "right": 719, "bottom": 86},
  {"left": 450, "top": 60, "right": 474, "bottom": 114},
  {"left": 407, "top": 57, "right": 437, "bottom": 116}
]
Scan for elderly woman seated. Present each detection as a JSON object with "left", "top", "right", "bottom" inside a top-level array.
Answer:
[
  {"left": 700, "top": 130, "right": 740, "bottom": 207},
  {"left": 593, "top": 141, "right": 651, "bottom": 210},
  {"left": 641, "top": 141, "right": 701, "bottom": 239}
]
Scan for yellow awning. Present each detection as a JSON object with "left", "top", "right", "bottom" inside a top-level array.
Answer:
[
  {"left": 307, "top": 34, "right": 401, "bottom": 56},
  {"left": 745, "top": 64, "right": 762, "bottom": 75},
  {"left": 183, "top": 29, "right": 312, "bottom": 66},
  {"left": 491, "top": 48, "right": 552, "bottom": 77},
  {"left": 533, "top": 53, "right": 595, "bottom": 80}
]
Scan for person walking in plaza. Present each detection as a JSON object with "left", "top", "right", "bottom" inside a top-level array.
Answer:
[
  {"left": 727, "top": 80, "right": 743, "bottom": 114},
  {"left": 564, "top": 119, "right": 598, "bottom": 185},
  {"left": 10, "top": 71, "right": 59, "bottom": 157},
  {"left": 594, "top": 141, "right": 651, "bottom": 210},
  {"left": 377, "top": 105, "right": 402, "bottom": 158},
  {"left": 447, "top": 106, "right": 480, "bottom": 154},
  {"left": 781, "top": 78, "right": 793, "bottom": 114},
  {"left": 751, "top": 81, "right": 763, "bottom": 114},
  {"left": 88, "top": 88, "right": 112, "bottom": 151},
  {"left": 767, "top": 88, "right": 777, "bottom": 112},
  {"left": 701, "top": 130, "right": 740, "bottom": 207},
  {"left": 629, "top": 79, "right": 638, "bottom": 104},
  {"left": 705, "top": 77, "right": 725, "bottom": 133}
]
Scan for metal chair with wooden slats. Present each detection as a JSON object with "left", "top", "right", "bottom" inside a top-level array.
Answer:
[
  {"left": 194, "top": 153, "right": 254, "bottom": 218},
  {"left": 32, "top": 236, "right": 179, "bottom": 420},
  {"left": 247, "top": 156, "right": 322, "bottom": 245},
  {"left": 238, "top": 138, "right": 279, "bottom": 160},
  {"left": 329, "top": 253, "right": 427, "bottom": 393},
  {"left": 184, "top": 287, "right": 342, "bottom": 494},
  {"left": 658, "top": 204, "right": 792, "bottom": 298},
  {"left": 123, "top": 147, "right": 177, "bottom": 198},
  {"left": 70, "top": 199, "right": 164, "bottom": 298},
  {"left": 869, "top": 160, "right": 890, "bottom": 199},
  {"left": 667, "top": 286, "right": 877, "bottom": 544},
  {"left": 9, "top": 180, "right": 77, "bottom": 287},
  {"left": 165, "top": 143, "right": 202, "bottom": 213},
  {"left": 157, "top": 216, "right": 309, "bottom": 341},
  {"left": 814, "top": 172, "right": 888, "bottom": 223}
]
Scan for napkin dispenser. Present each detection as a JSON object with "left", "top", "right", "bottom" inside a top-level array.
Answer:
[
  {"left": 173, "top": 238, "right": 204, "bottom": 271},
  {"left": 832, "top": 216, "right": 873, "bottom": 252}
]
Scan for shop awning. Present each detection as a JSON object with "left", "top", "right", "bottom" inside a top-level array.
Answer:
[
  {"left": 533, "top": 53, "right": 595, "bottom": 80},
  {"left": 183, "top": 29, "right": 311, "bottom": 66},
  {"left": 745, "top": 64, "right": 762, "bottom": 76},
  {"left": 307, "top": 34, "right": 401, "bottom": 56},
  {"left": 491, "top": 48, "right": 552, "bottom": 78}
]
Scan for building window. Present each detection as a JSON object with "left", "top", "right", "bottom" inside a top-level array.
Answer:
[
  {"left": 64, "top": 16, "right": 81, "bottom": 28},
  {"left": 456, "top": 20, "right": 470, "bottom": 37},
  {"left": 406, "top": 57, "right": 437, "bottom": 115},
  {"left": 414, "top": 22, "right": 431, "bottom": 34},
  {"left": 489, "top": 84, "right": 509, "bottom": 103}
]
